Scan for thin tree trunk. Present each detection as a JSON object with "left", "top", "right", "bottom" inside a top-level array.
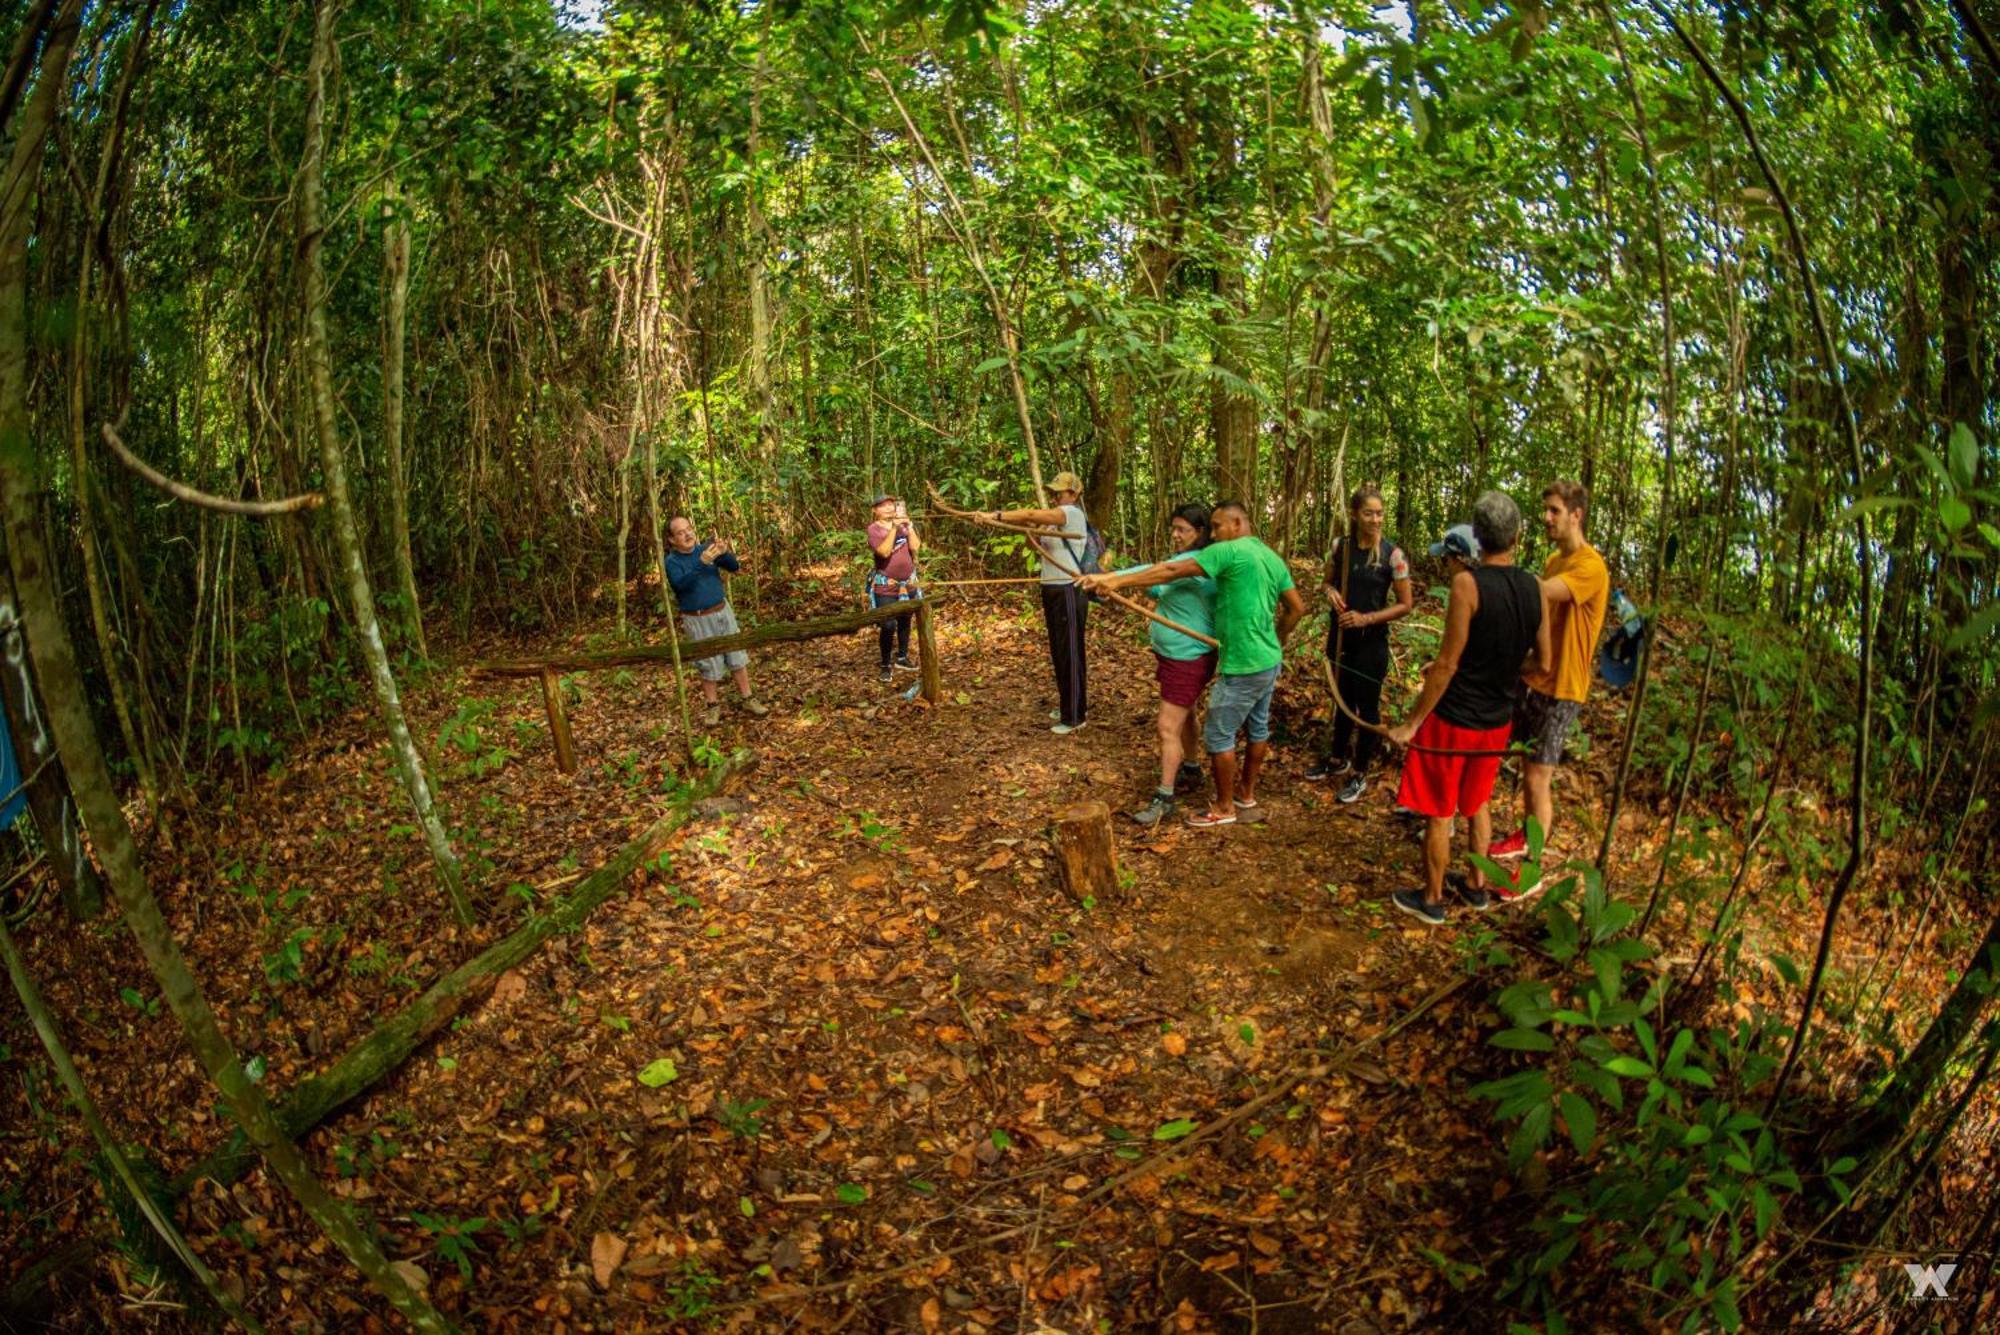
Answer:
[
  {"left": 66, "top": 1, "right": 161, "bottom": 821},
  {"left": 865, "top": 43, "right": 1045, "bottom": 501},
  {"left": 296, "top": 0, "right": 469, "bottom": 923},
  {"left": 1656, "top": 8, "right": 1879, "bottom": 1121},
  {"left": 0, "top": 559, "right": 100, "bottom": 917},
  {"left": 1595, "top": 10, "right": 1678, "bottom": 883},
  {"left": 746, "top": 25, "right": 781, "bottom": 506},
  {"left": 0, "top": 912, "right": 263, "bottom": 1333},
  {"left": 0, "top": 5, "right": 449, "bottom": 1327},
  {"left": 380, "top": 174, "right": 427, "bottom": 660}
]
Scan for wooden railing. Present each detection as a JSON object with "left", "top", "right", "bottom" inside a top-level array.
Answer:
[{"left": 470, "top": 596, "right": 944, "bottom": 772}]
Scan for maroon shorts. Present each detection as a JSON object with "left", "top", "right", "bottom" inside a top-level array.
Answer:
[
  {"left": 1154, "top": 651, "right": 1218, "bottom": 709},
  {"left": 1396, "top": 714, "right": 1511, "bottom": 819}
]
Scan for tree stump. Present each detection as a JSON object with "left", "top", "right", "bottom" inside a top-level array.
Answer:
[{"left": 1053, "top": 801, "right": 1118, "bottom": 902}]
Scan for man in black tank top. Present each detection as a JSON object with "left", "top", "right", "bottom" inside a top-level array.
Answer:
[{"left": 1384, "top": 493, "right": 1551, "bottom": 926}]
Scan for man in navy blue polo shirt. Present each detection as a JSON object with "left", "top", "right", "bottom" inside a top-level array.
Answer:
[{"left": 665, "top": 515, "right": 770, "bottom": 727}]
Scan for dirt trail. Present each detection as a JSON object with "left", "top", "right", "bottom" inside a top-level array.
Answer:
[{"left": 2, "top": 587, "right": 1619, "bottom": 1331}]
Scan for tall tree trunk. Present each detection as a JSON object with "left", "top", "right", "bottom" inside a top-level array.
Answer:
[
  {"left": 68, "top": 5, "right": 163, "bottom": 822},
  {"left": 0, "top": 912, "right": 263, "bottom": 1332},
  {"left": 0, "top": 4, "right": 448, "bottom": 1328},
  {"left": 746, "top": 27, "right": 781, "bottom": 513},
  {"left": 296, "top": 0, "right": 469, "bottom": 924},
  {"left": 851, "top": 200, "right": 879, "bottom": 496},
  {"left": 380, "top": 175, "right": 427, "bottom": 661},
  {"left": 0, "top": 558, "right": 100, "bottom": 917}
]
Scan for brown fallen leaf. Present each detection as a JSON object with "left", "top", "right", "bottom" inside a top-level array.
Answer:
[
  {"left": 1200, "top": 1250, "right": 1241, "bottom": 1273},
  {"left": 1161, "top": 1031, "right": 1187, "bottom": 1057},
  {"left": 975, "top": 847, "right": 1014, "bottom": 872},
  {"left": 591, "top": 1231, "right": 629, "bottom": 1289}
]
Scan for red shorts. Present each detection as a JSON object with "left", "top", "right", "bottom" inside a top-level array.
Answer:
[
  {"left": 1154, "top": 651, "right": 1217, "bottom": 709},
  {"left": 1396, "top": 714, "right": 1511, "bottom": 819}
]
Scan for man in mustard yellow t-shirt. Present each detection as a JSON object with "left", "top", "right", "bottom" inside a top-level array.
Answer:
[{"left": 1492, "top": 481, "right": 1609, "bottom": 860}]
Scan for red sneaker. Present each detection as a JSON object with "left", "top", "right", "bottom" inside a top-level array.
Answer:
[{"left": 1488, "top": 829, "right": 1528, "bottom": 860}]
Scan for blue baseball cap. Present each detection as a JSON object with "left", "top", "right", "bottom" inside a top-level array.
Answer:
[{"left": 1429, "top": 523, "right": 1481, "bottom": 562}]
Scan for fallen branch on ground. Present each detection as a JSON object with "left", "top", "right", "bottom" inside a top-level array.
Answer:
[{"left": 175, "top": 749, "right": 753, "bottom": 1193}]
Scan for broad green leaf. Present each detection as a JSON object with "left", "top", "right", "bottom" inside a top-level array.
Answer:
[
  {"left": 1604, "top": 1056, "right": 1653, "bottom": 1078},
  {"left": 1948, "top": 421, "right": 1979, "bottom": 490},
  {"left": 637, "top": 1058, "right": 679, "bottom": 1087},
  {"left": 1558, "top": 1091, "right": 1596, "bottom": 1155},
  {"left": 1492, "top": 1027, "right": 1557, "bottom": 1052},
  {"left": 1152, "top": 1118, "right": 1197, "bottom": 1141}
]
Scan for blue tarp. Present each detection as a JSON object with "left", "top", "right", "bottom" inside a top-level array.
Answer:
[{"left": 0, "top": 701, "right": 26, "bottom": 829}]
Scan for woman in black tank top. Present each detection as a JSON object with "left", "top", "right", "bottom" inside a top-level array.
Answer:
[{"left": 1310, "top": 487, "right": 1413, "bottom": 793}]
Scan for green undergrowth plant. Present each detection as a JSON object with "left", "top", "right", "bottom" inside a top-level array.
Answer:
[
  {"left": 436, "top": 697, "right": 514, "bottom": 780},
  {"left": 1468, "top": 825, "right": 1801, "bottom": 1333}
]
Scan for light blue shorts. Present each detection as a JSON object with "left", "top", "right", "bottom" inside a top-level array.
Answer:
[{"left": 1203, "top": 666, "right": 1279, "bottom": 754}]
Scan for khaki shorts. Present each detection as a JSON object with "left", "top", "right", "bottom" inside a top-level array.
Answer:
[{"left": 682, "top": 604, "right": 749, "bottom": 681}]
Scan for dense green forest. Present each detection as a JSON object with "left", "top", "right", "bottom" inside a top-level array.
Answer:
[{"left": 0, "top": 0, "right": 1996, "bottom": 1330}]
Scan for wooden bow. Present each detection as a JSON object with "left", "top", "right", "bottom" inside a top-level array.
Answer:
[
  {"left": 926, "top": 483, "right": 1220, "bottom": 650},
  {"left": 1325, "top": 534, "right": 1515, "bottom": 759}
]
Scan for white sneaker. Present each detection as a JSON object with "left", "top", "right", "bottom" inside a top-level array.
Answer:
[{"left": 1051, "top": 721, "right": 1086, "bottom": 735}]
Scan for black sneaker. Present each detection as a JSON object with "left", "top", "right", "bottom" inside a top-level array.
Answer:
[
  {"left": 1175, "top": 761, "right": 1205, "bottom": 792},
  {"left": 1129, "top": 793, "right": 1175, "bottom": 826},
  {"left": 1391, "top": 890, "right": 1447, "bottom": 926},
  {"left": 894, "top": 654, "right": 918, "bottom": 672},
  {"left": 1305, "top": 757, "right": 1352, "bottom": 782},
  {"left": 879, "top": 663, "right": 895, "bottom": 683},
  {"left": 1460, "top": 884, "right": 1497, "bottom": 912},
  {"left": 1337, "top": 776, "right": 1368, "bottom": 804}
]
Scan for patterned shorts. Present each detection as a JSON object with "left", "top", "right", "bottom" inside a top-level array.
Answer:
[{"left": 1512, "top": 684, "right": 1581, "bottom": 767}]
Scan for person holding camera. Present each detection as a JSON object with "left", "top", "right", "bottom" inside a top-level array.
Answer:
[
  {"left": 664, "top": 515, "right": 770, "bottom": 727},
  {"left": 865, "top": 494, "right": 923, "bottom": 683}
]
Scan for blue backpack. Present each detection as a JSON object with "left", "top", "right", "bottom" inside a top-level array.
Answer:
[{"left": 1060, "top": 520, "right": 1109, "bottom": 598}]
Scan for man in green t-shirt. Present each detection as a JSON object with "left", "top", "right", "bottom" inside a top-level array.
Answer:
[{"left": 1081, "top": 502, "right": 1304, "bottom": 827}]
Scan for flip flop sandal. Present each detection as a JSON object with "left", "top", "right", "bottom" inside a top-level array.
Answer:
[
  {"left": 1185, "top": 810, "right": 1237, "bottom": 829},
  {"left": 1232, "top": 797, "right": 1260, "bottom": 810}
]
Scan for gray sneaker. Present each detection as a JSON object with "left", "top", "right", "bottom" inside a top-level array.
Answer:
[
  {"left": 1129, "top": 793, "right": 1175, "bottom": 826},
  {"left": 1338, "top": 776, "right": 1368, "bottom": 804},
  {"left": 1392, "top": 890, "right": 1447, "bottom": 926}
]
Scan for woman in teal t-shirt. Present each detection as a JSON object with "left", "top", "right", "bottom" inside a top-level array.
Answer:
[{"left": 1122, "top": 503, "right": 1218, "bottom": 826}]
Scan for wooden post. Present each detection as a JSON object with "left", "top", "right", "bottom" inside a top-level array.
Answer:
[
  {"left": 540, "top": 667, "right": 576, "bottom": 775},
  {"left": 1053, "top": 801, "right": 1118, "bottom": 903},
  {"left": 916, "top": 596, "right": 941, "bottom": 705}
]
